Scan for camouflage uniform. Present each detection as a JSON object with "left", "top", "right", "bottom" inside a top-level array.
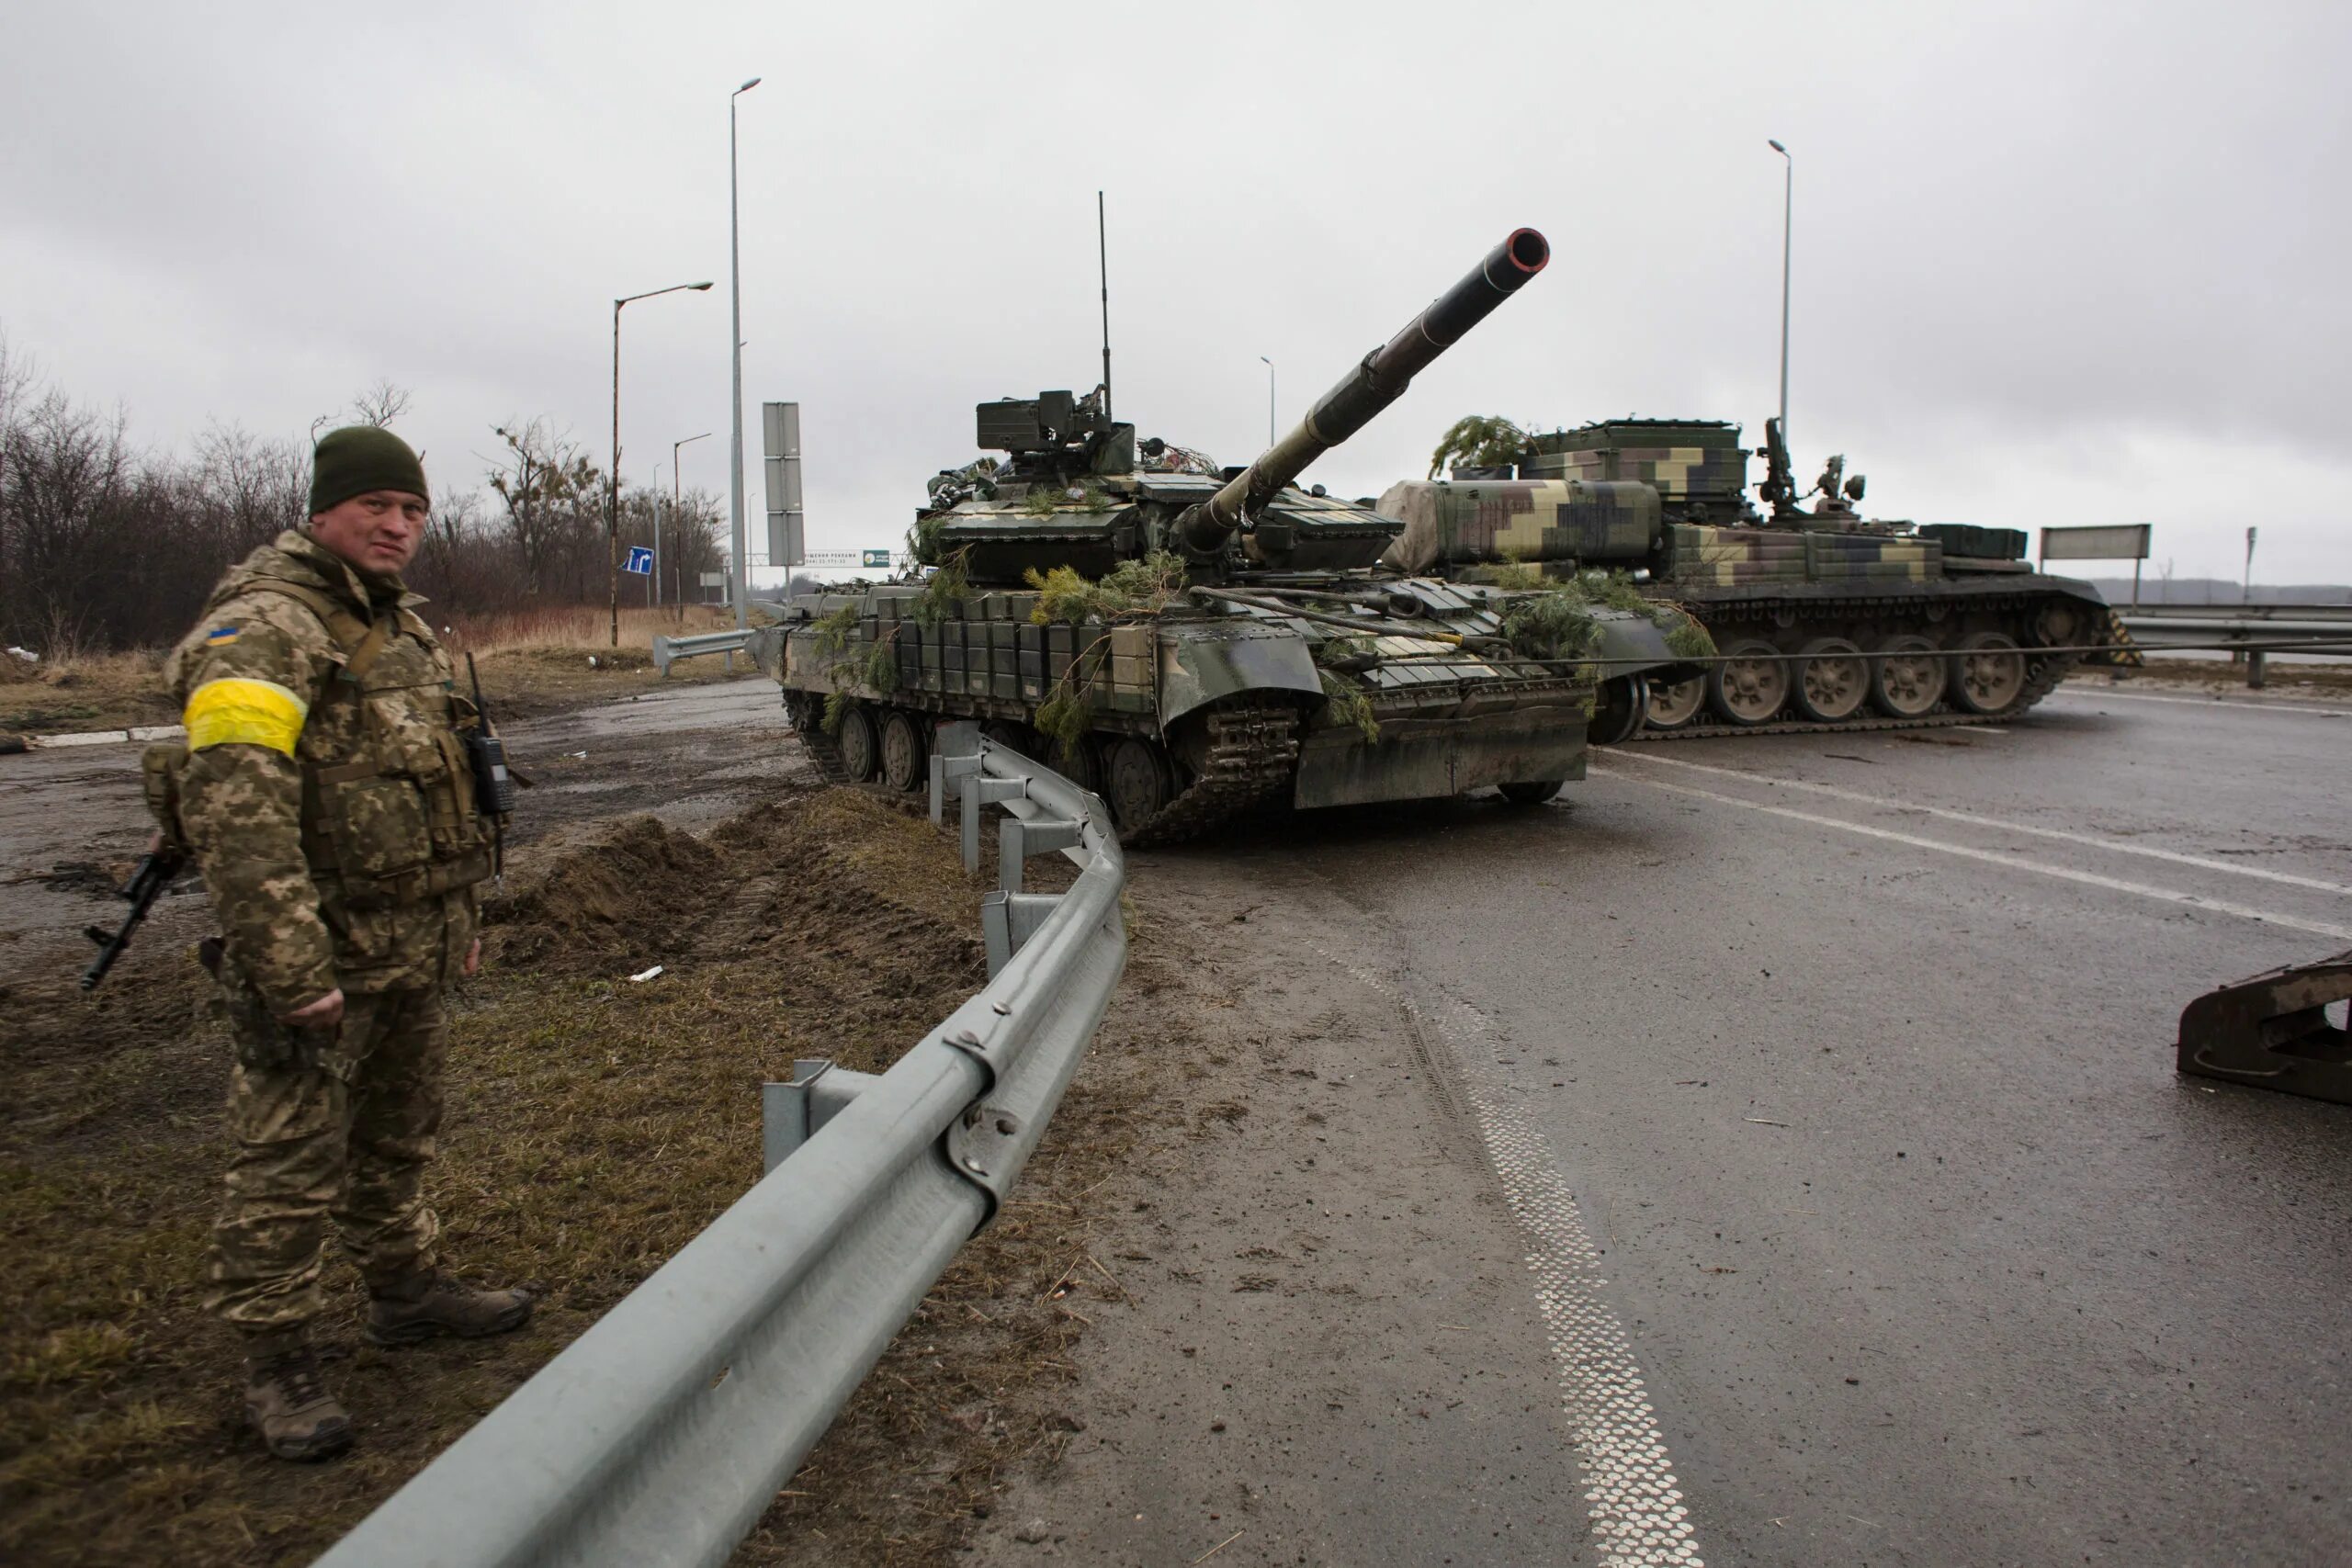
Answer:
[{"left": 162, "top": 529, "right": 491, "bottom": 1334}]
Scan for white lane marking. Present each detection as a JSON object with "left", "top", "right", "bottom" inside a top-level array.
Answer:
[
  {"left": 1593, "top": 765, "right": 2352, "bottom": 942},
  {"left": 1309, "top": 941, "right": 1705, "bottom": 1568},
  {"left": 1614, "top": 750, "right": 2352, "bottom": 898},
  {"left": 2047, "top": 687, "right": 2348, "bottom": 718}
]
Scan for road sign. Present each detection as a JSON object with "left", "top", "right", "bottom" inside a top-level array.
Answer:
[
  {"left": 797, "top": 549, "right": 896, "bottom": 570},
  {"left": 2039, "top": 524, "right": 2152, "bottom": 562},
  {"left": 624, "top": 546, "right": 654, "bottom": 576},
  {"left": 699, "top": 571, "right": 728, "bottom": 587}
]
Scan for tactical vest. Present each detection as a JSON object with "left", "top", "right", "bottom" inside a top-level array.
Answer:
[{"left": 164, "top": 562, "right": 492, "bottom": 909}]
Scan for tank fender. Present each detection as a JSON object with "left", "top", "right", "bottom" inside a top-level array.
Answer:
[
  {"left": 1156, "top": 621, "right": 1323, "bottom": 727},
  {"left": 1591, "top": 608, "right": 1711, "bottom": 687}
]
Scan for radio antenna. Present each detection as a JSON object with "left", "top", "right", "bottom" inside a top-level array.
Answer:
[{"left": 1097, "top": 189, "right": 1113, "bottom": 421}]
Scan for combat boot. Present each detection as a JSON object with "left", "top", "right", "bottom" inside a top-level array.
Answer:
[
  {"left": 367, "top": 1270, "right": 535, "bottom": 1346},
  {"left": 241, "top": 1331, "right": 355, "bottom": 1461}
]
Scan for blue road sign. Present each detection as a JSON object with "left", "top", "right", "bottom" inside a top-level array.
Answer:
[{"left": 625, "top": 546, "right": 654, "bottom": 576}]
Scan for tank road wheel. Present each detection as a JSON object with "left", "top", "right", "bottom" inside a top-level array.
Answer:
[
  {"left": 1792, "top": 637, "right": 1869, "bottom": 723},
  {"left": 1644, "top": 675, "right": 1706, "bottom": 732},
  {"left": 1951, "top": 631, "right": 2028, "bottom": 714},
  {"left": 878, "top": 709, "right": 928, "bottom": 794},
  {"left": 1588, "top": 676, "right": 1649, "bottom": 746},
  {"left": 1103, "top": 737, "right": 1174, "bottom": 837},
  {"left": 1498, "top": 779, "right": 1566, "bottom": 806},
  {"left": 835, "top": 702, "right": 879, "bottom": 782},
  {"left": 1708, "top": 639, "right": 1788, "bottom": 727},
  {"left": 1870, "top": 635, "right": 1948, "bottom": 718},
  {"left": 2034, "top": 598, "right": 2085, "bottom": 649}
]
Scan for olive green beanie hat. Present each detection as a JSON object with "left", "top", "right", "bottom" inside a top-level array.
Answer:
[{"left": 309, "top": 425, "right": 430, "bottom": 515}]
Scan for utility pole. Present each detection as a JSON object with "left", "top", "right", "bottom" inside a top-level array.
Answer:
[
  {"left": 728, "top": 75, "right": 763, "bottom": 634},
  {"left": 608, "top": 280, "right": 712, "bottom": 647},
  {"left": 672, "top": 430, "right": 711, "bottom": 619},
  {"left": 1770, "top": 139, "right": 1792, "bottom": 451}
]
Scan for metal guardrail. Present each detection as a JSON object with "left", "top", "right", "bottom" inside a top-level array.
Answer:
[
  {"left": 2113, "top": 608, "right": 2352, "bottom": 688},
  {"left": 2118, "top": 602, "right": 2352, "bottom": 625},
  {"left": 315, "top": 722, "right": 1126, "bottom": 1568},
  {"left": 650, "top": 628, "right": 750, "bottom": 675}
]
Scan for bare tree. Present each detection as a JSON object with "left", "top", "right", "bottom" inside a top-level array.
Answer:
[
  {"left": 487, "top": 419, "right": 603, "bottom": 597},
  {"left": 348, "top": 378, "right": 412, "bottom": 428}
]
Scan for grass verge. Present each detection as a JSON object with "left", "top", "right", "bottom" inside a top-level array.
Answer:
[{"left": 1, "top": 782, "right": 1193, "bottom": 1565}]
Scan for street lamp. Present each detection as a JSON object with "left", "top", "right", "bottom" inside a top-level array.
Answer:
[
  {"left": 1259, "top": 355, "right": 1275, "bottom": 446},
  {"left": 1769, "top": 139, "right": 1792, "bottom": 451},
  {"left": 671, "top": 430, "right": 712, "bottom": 614},
  {"left": 610, "top": 280, "right": 713, "bottom": 647},
  {"left": 729, "top": 75, "right": 763, "bottom": 634}
]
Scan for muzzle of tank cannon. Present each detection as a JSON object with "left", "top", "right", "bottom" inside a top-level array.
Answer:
[{"left": 1177, "top": 228, "right": 1550, "bottom": 559}]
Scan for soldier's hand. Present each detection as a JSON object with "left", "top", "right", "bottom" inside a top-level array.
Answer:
[
  {"left": 282, "top": 987, "right": 345, "bottom": 1029},
  {"left": 464, "top": 937, "right": 481, "bottom": 977}
]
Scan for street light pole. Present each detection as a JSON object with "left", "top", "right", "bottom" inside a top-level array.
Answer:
[
  {"left": 609, "top": 280, "right": 714, "bottom": 647},
  {"left": 1769, "top": 139, "right": 1792, "bottom": 451},
  {"left": 1260, "top": 355, "right": 1274, "bottom": 446},
  {"left": 728, "top": 76, "right": 763, "bottom": 635},
  {"left": 671, "top": 430, "right": 711, "bottom": 618}
]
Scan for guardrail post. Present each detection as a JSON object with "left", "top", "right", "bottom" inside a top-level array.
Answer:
[
  {"left": 963, "top": 778, "right": 1027, "bottom": 874},
  {"left": 763, "top": 1061, "right": 883, "bottom": 1172},
  {"left": 2247, "top": 649, "right": 2267, "bottom": 689},
  {"left": 980, "top": 891, "right": 1066, "bottom": 976},
  {"left": 999, "top": 816, "right": 1084, "bottom": 894}
]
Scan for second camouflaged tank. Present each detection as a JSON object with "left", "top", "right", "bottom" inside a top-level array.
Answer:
[
  {"left": 746, "top": 231, "right": 1713, "bottom": 841},
  {"left": 1382, "top": 416, "right": 2115, "bottom": 736}
]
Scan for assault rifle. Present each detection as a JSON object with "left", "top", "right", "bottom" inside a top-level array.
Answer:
[{"left": 81, "top": 847, "right": 187, "bottom": 990}]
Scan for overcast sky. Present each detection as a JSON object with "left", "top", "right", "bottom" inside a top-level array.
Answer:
[{"left": 4, "top": 0, "right": 2346, "bottom": 587}]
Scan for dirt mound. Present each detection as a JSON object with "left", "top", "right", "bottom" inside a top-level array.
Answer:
[
  {"left": 484, "top": 814, "right": 725, "bottom": 971},
  {"left": 483, "top": 788, "right": 988, "bottom": 991}
]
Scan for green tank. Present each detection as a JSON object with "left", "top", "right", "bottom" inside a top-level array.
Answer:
[
  {"left": 1380, "top": 414, "right": 2115, "bottom": 736},
  {"left": 745, "top": 231, "right": 1713, "bottom": 840}
]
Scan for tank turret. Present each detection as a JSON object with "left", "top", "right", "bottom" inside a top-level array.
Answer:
[{"left": 915, "top": 231, "right": 1549, "bottom": 584}]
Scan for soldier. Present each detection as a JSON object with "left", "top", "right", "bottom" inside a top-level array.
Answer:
[{"left": 159, "top": 425, "right": 532, "bottom": 1461}]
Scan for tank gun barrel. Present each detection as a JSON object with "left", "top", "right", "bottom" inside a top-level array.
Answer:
[{"left": 1179, "top": 228, "right": 1549, "bottom": 555}]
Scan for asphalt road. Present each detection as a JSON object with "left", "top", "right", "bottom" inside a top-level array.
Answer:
[{"left": 1171, "top": 683, "right": 2352, "bottom": 1566}]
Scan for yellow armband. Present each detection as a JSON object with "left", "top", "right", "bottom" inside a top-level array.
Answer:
[{"left": 184, "top": 678, "right": 309, "bottom": 756}]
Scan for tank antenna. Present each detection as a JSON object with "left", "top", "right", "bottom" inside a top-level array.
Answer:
[{"left": 1097, "top": 189, "right": 1113, "bottom": 422}]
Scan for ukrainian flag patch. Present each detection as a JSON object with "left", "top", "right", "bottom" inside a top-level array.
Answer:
[{"left": 205, "top": 626, "right": 241, "bottom": 647}]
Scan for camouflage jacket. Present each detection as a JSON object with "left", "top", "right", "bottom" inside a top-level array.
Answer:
[{"left": 162, "top": 531, "right": 491, "bottom": 1014}]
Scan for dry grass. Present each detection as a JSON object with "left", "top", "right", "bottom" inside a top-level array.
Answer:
[
  {"left": 0, "top": 782, "right": 1195, "bottom": 1567},
  {"left": 0, "top": 604, "right": 755, "bottom": 735},
  {"left": 0, "top": 648, "right": 175, "bottom": 736}
]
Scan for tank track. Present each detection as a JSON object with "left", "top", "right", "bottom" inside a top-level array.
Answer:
[
  {"left": 1125, "top": 701, "right": 1300, "bottom": 847},
  {"left": 1629, "top": 587, "right": 2084, "bottom": 742}
]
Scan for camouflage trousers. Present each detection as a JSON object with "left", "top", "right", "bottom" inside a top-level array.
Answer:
[{"left": 204, "top": 985, "right": 448, "bottom": 1333}]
